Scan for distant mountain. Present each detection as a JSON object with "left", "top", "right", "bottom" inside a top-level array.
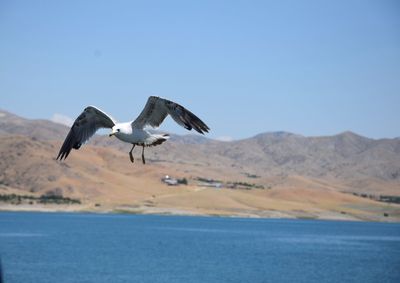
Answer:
[
  {"left": 1, "top": 109, "right": 399, "bottom": 221},
  {"left": 228, "top": 130, "right": 400, "bottom": 181},
  {"left": 1, "top": 109, "right": 399, "bottom": 184},
  {"left": 0, "top": 109, "right": 68, "bottom": 141}
]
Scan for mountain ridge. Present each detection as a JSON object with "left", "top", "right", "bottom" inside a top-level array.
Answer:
[
  {"left": 1, "top": 109, "right": 399, "bottom": 221},
  {"left": 1, "top": 108, "right": 396, "bottom": 142},
  {"left": 1, "top": 109, "right": 399, "bottom": 184}
]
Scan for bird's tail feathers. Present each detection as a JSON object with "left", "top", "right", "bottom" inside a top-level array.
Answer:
[{"left": 146, "top": 134, "right": 170, "bottom": 147}]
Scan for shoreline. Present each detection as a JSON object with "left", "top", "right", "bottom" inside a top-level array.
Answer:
[{"left": 1, "top": 204, "right": 399, "bottom": 223}]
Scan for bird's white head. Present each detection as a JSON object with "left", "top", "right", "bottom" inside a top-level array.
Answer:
[
  {"left": 109, "top": 126, "right": 121, "bottom": 137},
  {"left": 109, "top": 123, "right": 131, "bottom": 137}
]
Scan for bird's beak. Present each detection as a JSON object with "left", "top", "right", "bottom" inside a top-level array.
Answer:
[{"left": 109, "top": 130, "right": 115, "bottom": 137}]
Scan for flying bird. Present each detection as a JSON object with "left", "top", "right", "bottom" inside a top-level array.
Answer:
[{"left": 56, "top": 96, "right": 210, "bottom": 164}]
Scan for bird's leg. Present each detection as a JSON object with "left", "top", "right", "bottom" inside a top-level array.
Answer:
[
  {"left": 129, "top": 144, "right": 135, "bottom": 163},
  {"left": 141, "top": 146, "right": 146, "bottom": 165}
]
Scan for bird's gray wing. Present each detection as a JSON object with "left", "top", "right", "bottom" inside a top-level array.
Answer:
[
  {"left": 56, "top": 106, "right": 116, "bottom": 160},
  {"left": 131, "top": 96, "right": 210, "bottom": 134}
]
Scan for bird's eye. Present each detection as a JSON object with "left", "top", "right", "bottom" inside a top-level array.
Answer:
[{"left": 117, "top": 129, "right": 120, "bottom": 132}]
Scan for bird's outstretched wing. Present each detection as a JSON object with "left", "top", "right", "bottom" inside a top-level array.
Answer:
[
  {"left": 56, "top": 106, "right": 116, "bottom": 160},
  {"left": 131, "top": 96, "right": 210, "bottom": 134}
]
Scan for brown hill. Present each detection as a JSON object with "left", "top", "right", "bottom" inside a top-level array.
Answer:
[
  {"left": 0, "top": 109, "right": 399, "bottom": 221},
  {"left": 0, "top": 109, "right": 68, "bottom": 140}
]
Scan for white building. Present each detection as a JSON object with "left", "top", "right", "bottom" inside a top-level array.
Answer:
[{"left": 161, "top": 175, "right": 178, "bottom": 186}]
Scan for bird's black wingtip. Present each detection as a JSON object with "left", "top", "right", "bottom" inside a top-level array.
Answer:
[
  {"left": 56, "top": 151, "right": 69, "bottom": 161},
  {"left": 56, "top": 151, "right": 63, "bottom": 161}
]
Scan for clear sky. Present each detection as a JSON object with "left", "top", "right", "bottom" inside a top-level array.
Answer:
[{"left": 1, "top": 0, "right": 399, "bottom": 140}]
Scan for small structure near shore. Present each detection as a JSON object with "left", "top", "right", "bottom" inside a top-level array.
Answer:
[{"left": 161, "top": 175, "right": 178, "bottom": 186}]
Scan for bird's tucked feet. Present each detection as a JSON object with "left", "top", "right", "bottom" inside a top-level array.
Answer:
[
  {"left": 129, "top": 144, "right": 135, "bottom": 163},
  {"left": 142, "top": 146, "right": 146, "bottom": 165}
]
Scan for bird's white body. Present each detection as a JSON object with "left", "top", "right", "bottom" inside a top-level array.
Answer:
[{"left": 112, "top": 123, "right": 169, "bottom": 146}]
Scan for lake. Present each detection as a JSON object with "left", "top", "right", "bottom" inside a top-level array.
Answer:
[{"left": 0, "top": 212, "right": 399, "bottom": 283}]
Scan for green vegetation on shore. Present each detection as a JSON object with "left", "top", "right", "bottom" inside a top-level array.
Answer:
[
  {"left": 0, "top": 193, "right": 81, "bottom": 205},
  {"left": 350, "top": 192, "right": 400, "bottom": 204},
  {"left": 195, "top": 177, "right": 266, "bottom": 190}
]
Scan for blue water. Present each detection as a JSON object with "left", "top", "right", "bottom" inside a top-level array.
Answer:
[{"left": 0, "top": 212, "right": 400, "bottom": 283}]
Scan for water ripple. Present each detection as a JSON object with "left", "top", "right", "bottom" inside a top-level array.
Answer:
[{"left": 0, "top": 233, "right": 47, "bottom": 237}]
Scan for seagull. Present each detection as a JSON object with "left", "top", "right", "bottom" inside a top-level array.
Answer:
[{"left": 56, "top": 96, "right": 210, "bottom": 164}]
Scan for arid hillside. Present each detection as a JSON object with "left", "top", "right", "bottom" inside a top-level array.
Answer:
[{"left": 1, "top": 109, "right": 399, "bottom": 221}]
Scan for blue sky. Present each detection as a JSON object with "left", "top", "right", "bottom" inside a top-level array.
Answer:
[{"left": 1, "top": 0, "right": 399, "bottom": 140}]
